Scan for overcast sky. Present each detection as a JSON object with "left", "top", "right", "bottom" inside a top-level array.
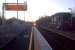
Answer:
[{"left": 0, "top": 0, "right": 75, "bottom": 21}]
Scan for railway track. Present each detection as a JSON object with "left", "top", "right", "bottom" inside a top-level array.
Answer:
[{"left": 36, "top": 25, "right": 75, "bottom": 50}]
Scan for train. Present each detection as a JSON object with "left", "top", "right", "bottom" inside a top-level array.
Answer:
[{"left": 48, "top": 12, "right": 75, "bottom": 31}]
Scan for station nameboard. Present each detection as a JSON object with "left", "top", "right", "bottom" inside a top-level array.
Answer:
[{"left": 4, "top": 3, "right": 27, "bottom": 11}]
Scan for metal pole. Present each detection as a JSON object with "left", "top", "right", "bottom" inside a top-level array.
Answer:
[
  {"left": 24, "top": 2, "right": 25, "bottom": 21},
  {"left": 17, "top": 0, "right": 18, "bottom": 19},
  {"left": 2, "top": 3, "right": 4, "bottom": 24},
  {"left": 24, "top": 2, "right": 27, "bottom": 21},
  {"left": 2, "top": 0, "right": 6, "bottom": 24},
  {"left": 2, "top": 3, "right": 4, "bottom": 18}
]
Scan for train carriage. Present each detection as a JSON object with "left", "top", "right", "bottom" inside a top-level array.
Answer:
[{"left": 50, "top": 12, "right": 73, "bottom": 31}]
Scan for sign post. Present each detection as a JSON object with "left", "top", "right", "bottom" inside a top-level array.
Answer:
[
  {"left": 17, "top": 0, "right": 18, "bottom": 19},
  {"left": 2, "top": 2, "right": 27, "bottom": 23}
]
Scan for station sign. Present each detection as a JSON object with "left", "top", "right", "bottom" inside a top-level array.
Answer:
[{"left": 4, "top": 3, "right": 27, "bottom": 11}]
